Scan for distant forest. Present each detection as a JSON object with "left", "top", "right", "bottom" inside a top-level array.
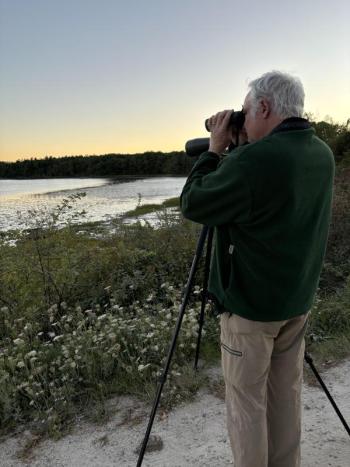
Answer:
[
  {"left": 1, "top": 118, "right": 349, "bottom": 178},
  {"left": 0, "top": 151, "right": 195, "bottom": 178}
]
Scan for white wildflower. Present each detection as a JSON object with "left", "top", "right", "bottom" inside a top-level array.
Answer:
[
  {"left": 26, "top": 350, "right": 37, "bottom": 358},
  {"left": 53, "top": 335, "right": 64, "bottom": 342},
  {"left": 13, "top": 338, "right": 25, "bottom": 346},
  {"left": 138, "top": 363, "right": 150, "bottom": 372},
  {"left": 17, "top": 361, "right": 25, "bottom": 368}
]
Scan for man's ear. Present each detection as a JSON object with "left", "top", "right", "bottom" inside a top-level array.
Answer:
[{"left": 260, "top": 98, "right": 271, "bottom": 119}]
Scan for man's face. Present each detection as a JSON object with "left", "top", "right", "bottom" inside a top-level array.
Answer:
[{"left": 242, "top": 93, "right": 267, "bottom": 142}]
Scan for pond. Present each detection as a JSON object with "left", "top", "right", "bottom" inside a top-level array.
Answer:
[{"left": 0, "top": 176, "right": 187, "bottom": 231}]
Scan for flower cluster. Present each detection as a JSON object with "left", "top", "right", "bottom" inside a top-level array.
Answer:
[{"left": 0, "top": 282, "right": 216, "bottom": 434}]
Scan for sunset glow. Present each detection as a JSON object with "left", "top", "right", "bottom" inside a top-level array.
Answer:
[{"left": 1, "top": 0, "right": 349, "bottom": 162}]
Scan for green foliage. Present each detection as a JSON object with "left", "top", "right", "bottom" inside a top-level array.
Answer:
[
  {"left": 122, "top": 197, "right": 179, "bottom": 217},
  {"left": 306, "top": 276, "right": 350, "bottom": 363},
  {"left": 319, "top": 167, "right": 350, "bottom": 293},
  {"left": 305, "top": 114, "right": 350, "bottom": 164},
  {"left": 0, "top": 152, "right": 195, "bottom": 178},
  {"left": 0, "top": 195, "right": 202, "bottom": 322},
  {"left": 162, "top": 197, "right": 180, "bottom": 208}
]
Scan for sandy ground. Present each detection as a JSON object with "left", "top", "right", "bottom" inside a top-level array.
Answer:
[{"left": 1, "top": 359, "right": 350, "bottom": 467}]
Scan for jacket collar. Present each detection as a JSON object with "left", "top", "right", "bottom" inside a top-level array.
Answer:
[{"left": 269, "top": 117, "right": 311, "bottom": 136}]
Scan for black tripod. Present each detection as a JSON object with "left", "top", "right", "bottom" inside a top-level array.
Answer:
[{"left": 136, "top": 225, "right": 350, "bottom": 466}]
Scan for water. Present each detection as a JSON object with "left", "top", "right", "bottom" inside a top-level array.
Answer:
[{"left": 0, "top": 177, "right": 186, "bottom": 231}]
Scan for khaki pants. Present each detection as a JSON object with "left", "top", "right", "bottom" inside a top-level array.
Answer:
[{"left": 220, "top": 311, "right": 310, "bottom": 467}]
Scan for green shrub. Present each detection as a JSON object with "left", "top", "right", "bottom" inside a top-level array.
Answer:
[{"left": 319, "top": 167, "right": 350, "bottom": 294}]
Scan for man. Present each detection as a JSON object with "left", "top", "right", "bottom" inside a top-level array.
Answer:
[{"left": 180, "top": 71, "right": 335, "bottom": 467}]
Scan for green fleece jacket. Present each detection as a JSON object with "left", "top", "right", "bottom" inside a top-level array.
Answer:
[{"left": 180, "top": 122, "right": 335, "bottom": 321}]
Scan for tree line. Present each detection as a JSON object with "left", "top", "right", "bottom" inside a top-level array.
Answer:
[
  {"left": 0, "top": 151, "right": 195, "bottom": 178},
  {"left": 0, "top": 118, "right": 349, "bottom": 178}
]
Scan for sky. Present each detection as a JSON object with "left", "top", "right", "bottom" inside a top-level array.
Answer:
[{"left": 0, "top": 0, "right": 349, "bottom": 162}]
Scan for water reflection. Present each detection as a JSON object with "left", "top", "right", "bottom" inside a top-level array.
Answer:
[{"left": 0, "top": 177, "right": 186, "bottom": 231}]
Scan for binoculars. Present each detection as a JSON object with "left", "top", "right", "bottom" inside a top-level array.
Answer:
[
  {"left": 205, "top": 109, "right": 245, "bottom": 132},
  {"left": 186, "top": 109, "right": 245, "bottom": 157}
]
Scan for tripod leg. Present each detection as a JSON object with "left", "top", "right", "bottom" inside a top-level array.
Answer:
[
  {"left": 194, "top": 227, "right": 214, "bottom": 370},
  {"left": 136, "top": 225, "right": 209, "bottom": 466},
  {"left": 304, "top": 352, "right": 350, "bottom": 437}
]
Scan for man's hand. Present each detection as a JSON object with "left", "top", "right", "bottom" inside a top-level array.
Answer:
[{"left": 207, "top": 109, "right": 234, "bottom": 154}]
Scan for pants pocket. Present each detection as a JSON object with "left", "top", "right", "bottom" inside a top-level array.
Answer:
[
  {"left": 221, "top": 341, "right": 243, "bottom": 358},
  {"left": 220, "top": 322, "right": 273, "bottom": 388}
]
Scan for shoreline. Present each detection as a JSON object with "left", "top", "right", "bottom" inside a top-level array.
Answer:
[{"left": 0, "top": 174, "right": 187, "bottom": 181}]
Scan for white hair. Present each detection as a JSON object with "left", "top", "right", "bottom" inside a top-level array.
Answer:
[{"left": 248, "top": 70, "right": 305, "bottom": 118}]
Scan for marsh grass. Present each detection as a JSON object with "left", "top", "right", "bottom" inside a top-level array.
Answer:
[{"left": 122, "top": 196, "right": 179, "bottom": 217}]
